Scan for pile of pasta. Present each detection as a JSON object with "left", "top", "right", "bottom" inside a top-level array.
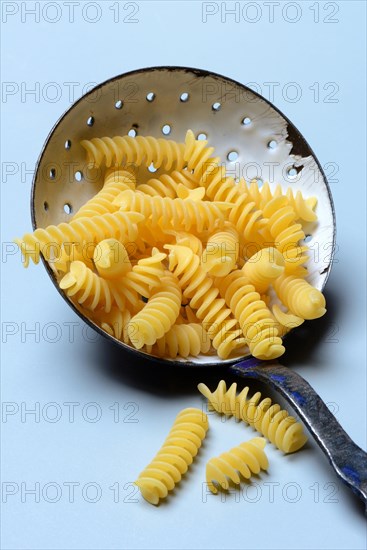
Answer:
[{"left": 15, "top": 129, "right": 327, "bottom": 360}]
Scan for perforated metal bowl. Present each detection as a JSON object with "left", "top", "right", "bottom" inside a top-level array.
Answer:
[{"left": 31, "top": 66, "right": 336, "bottom": 366}]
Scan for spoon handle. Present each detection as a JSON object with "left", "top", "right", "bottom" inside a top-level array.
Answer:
[{"left": 230, "top": 360, "right": 367, "bottom": 509}]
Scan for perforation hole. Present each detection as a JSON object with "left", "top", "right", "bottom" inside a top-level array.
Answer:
[
  {"left": 87, "top": 116, "right": 94, "bottom": 126},
  {"left": 255, "top": 177, "right": 263, "bottom": 187},
  {"left": 197, "top": 133, "right": 207, "bottom": 140},
  {"left": 49, "top": 168, "right": 56, "bottom": 180},
  {"left": 304, "top": 235, "right": 312, "bottom": 243},
  {"left": 268, "top": 140, "right": 277, "bottom": 150},
  {"left": 146, "top": 92, "right": 155, "bottom": 102},
  {"left": 212, "top": 102, "right": 221, "bottom": 111},
  {"left": 148, "top": 163, "right": 157, "bottom": 173},
  {"left": 128, "top": 128, "right": 137, "bottom": 137},
  {"left": 74, "top": 171, "right": 83, "bottom": 182},
  {"left": 162, "top": 124, "right": 171, "bottom": 135},
  {"left": 242, "top": 117, "right": 252, "bottom": 126},
  {"left": 227, "top": 151, "right": 238, "bottom": 162},
  {"left": 63, "top": 203, "right": 72, "bottom": 215},
  {"left": 287, "top": 166, "right": 298, "bottom": 178},
  {"left": 65, "top": 140, "right": 71, "bottom": 150},
  {"left": 43, "top": 201, "right": 49, "bottom": 211},
  {"left": 115, "top": 100, "right": 123, "bottom": 109},
  {"left": 180, "top": 92, "right": 189, "bottom": 102}
]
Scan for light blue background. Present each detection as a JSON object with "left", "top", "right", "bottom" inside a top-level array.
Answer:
[{"left": 1, "top": 1, "right": 366, "bottom": 549}]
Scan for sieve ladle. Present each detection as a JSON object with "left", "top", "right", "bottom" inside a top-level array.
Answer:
[{"left": 30, "top": 66, "right": 367, "bottom": 509}]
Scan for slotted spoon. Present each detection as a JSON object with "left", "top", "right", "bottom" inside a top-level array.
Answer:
[{"left": 30, "top": 66, "right": 366, "bottom": 509}]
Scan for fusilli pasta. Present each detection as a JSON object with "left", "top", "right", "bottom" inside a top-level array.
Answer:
[
  {"left": 215, "top": 270, "right": 285, "bottom": 360},
  {"left": 137, "top": 170, "right": 198, "bottom": 199},
  {"left": 273, "top": 275, "right": 326, "bottom": 320},
  {"left": 206, "top": 437, "right": 268, "bottom": 494},
  {"left": 128, "top": 273, "right": 182, "bottom": 348},
  {"left": 145, "top": 323, "right": 211, "bottom": 358},
  {"left": 72, "top": 169, "right": 135, "bottom": 219},
  {"left": 94, "top": 238, "right": 132, "bottom": 279},
  {"left": 166, "top": 245, "right": 246, "bottom": 359},
  {"left": 135, "top": 408, "right": 209, "bottom": 505},
  {"left": 59, "top": 260, "right": 120, "bottom": 312},
  {"left": 198, "top": 380, "right": 308, "bottom": 453},
  {"left": 242, "top": 247, "right": 285, "bottom": 293},
  {"left": 114, "top": 190, "right": 231, "bottom": 233},
  {"left": 15, "top": 211, "right": 143, "bottom": 267},
  {"left": 201, "top": 224, "right": 239, "bottom": 277},
  {"left": 81, "top": 135, "right": 185, "bottom": 170}
]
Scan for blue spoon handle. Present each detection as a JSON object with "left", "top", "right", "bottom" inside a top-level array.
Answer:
[{"left": 229, "top": 361, "right": 367, "bottom": 509}]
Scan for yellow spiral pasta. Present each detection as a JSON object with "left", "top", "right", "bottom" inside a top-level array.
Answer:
[
  {"left": 166, "top": 230, "right": 203, "bottom": 255},
  {"left": 81, "top": 135, "right": 185, "bottom": 171},
  {"left": 15, "top": 211, "right": 144, "bottom": 268},
  {"left": 262, "top": 196, "right": 307, "bottom": 273},
  {"left": 114, "top": 189, "right": 231, "bottom": 233},
  {"left": 72, "top": 169, "right": 136, "bottom": 220},
  {"left": 89, "top": 306, "right": 132, "bottom": 342},
  {"left": 206, "top": 437, "right": 268, "bottom": 494},
  {"left": 145, "top": 323, "right": 211, "bottom": 358},
  {"left": 111, "top": 250, "right": 167, "bottom": 310},
  {"left": 228, "top": 194, "right": 268, "bottom": 244},
  {"left": 127, "top": 274, "right": 182, "bottom": 348},
  {"left": 242, "top": 247, "right": 285, "bottom": 293},
  {"left": 272, "top": 304, "right": 304, "bottom": 337},
  {"left": 201, "top": 224, "right": 239, "bottom": 277},
  {"left": 273, "top": 275, "right": 326, "bottom": 320},
  {"left": 94, "top": 238, "right": 132, "bottom": 279},
  {"left": 184, "top": 132, "right": 266, "bottom": 243},
  {"left": 59, "top": 260, "right": 120, "bottom": 312},
  {"left": 215, "top": 270, "right": 285, "bottom": 360},
  {"left": 48, "top": 242, "right": 95, "bottom": 274},
  {"left": 14, "top": 127, "right": 326, "bottom": 362},
  {"left": 242, "top": 180, "right": 317, "bottom": 223},
  {"left": 184, "top": 129, "right": 215, "bottom": 179},
  {"left": 135, "top": 408, "right": 209, "bottom": 505},
  {"left": 166, "top": 245, "right": 246, "bottom": 359},
  {"left": 137, "top": 170, "right": 198, "bottom": 199},
  {"left": 198, "top": 380, "right": 308, "bottom": 453}
]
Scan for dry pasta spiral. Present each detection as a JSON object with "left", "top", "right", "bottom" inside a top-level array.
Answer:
[
  {"left": 184, "top": 130, "right": 215, "bottom": 179},
  {"left": 94, "top": 238, "right": 132, "bottom": 279},
  {"left": 272, "top": 304, "right": 304, "bottom": 337},
  {"left": 273, "top": 275, "right": 326, "bottom": 320},
  {"left": 228, "top": 194, "right": 267, "bottom": 244},
  {"left": 206, "top": 437, "right": 268, "bottom": 494},
  {"left": 145, "top": 323, "right": 211, "bottom": 358},
  {"left": 89, "top": 306, "right": 132, "bottom": 342},
  {"left": 137, "top": 170, "right": 198, "bottom": 199},
  {"left": 81, "top": 135, "right": 185, "bottom": 170},
  {"left": 262, "top": 196, "right": 307, "bottom": 272},
  {"left": 72, "top": 169, "right": 135, "bottom": 220},
  {"left": 201, "top": 224, "right": 239, "bottom": 277},
  {"left": 215, "top": 270, "right": 285, "bottom": 360},
  {"left": 242, "top": 247, "right": 285, "bottom": 293},
  {"left": 115, "top": 189, "right": 231, "bottom": 233},
  {"left": 15, "top": 211, "right": 144, "bottom": 267},
  {"left": 111, "top": 250, "right": 167, "bottom": 310},
  {"left": 285, "top": 188, "right": 317, "bottom": 223},
  {"left": 243, "top": 180, "right": 317, "bottom": 223},
  {"left": 127, "top": 274, "right": 182, "bottom": 348},
  {"left": 166, "top": 245, "right": 246, "bottom": 359},
  {"left": 166, "top": 230, "right": 203, "bottom": 255},
  {"left": 198, "top": 380, "right": 308, "bottom": 453},
  {"left": 48, "top": 242, "right": 95, "bottom": 274},
  {"left": 135, "top": 407, "right": 209, "bottom": 505},
  {"left": 59, "top": 260, "right": 119, "bottom": 312}
]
